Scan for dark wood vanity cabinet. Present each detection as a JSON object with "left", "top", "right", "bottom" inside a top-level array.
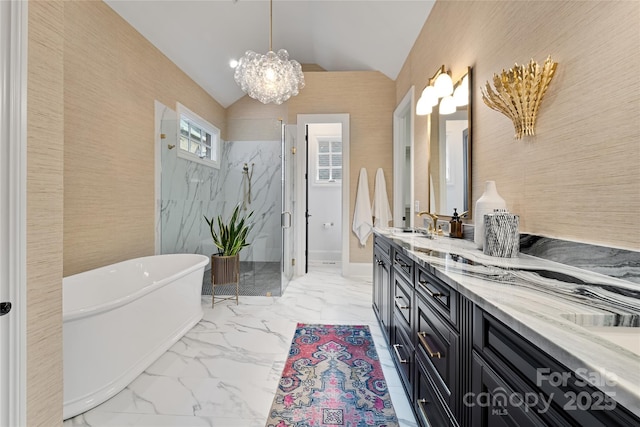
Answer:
[
  {"left": 373, "top": 236, "right": 392, "bottom": 340},
  {"left": 472, "top": 308, "right": 640, "bottom": 427},
  {"left": 372, "top": 234, "right": 640, "bottom": 427}
]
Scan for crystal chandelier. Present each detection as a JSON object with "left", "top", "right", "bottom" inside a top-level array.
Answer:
[{"left": 234, "top": 0, "right": 305, "bottom": 105}]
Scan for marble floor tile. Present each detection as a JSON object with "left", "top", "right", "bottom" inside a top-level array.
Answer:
[{"left": 64, "top": 266, "right": 417, "bottom": 427}]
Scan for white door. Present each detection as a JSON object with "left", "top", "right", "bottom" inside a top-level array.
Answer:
[{"left": 1, "top": 1, "right": 27, "bottom": 425}]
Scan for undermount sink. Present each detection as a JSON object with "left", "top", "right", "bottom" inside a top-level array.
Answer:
[{"left": 561, "top": 313, "right": 640, "bottom": 356}]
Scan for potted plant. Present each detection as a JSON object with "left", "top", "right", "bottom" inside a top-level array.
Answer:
[{"left": 204, "top": 205, "right": 254, "bottom": 299}]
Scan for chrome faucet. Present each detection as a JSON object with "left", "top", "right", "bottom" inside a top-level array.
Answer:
[{"left": 417, "top": 211, "right": 439, "bottom": 234}]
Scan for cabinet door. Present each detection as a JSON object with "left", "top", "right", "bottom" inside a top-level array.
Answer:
[
  {"left": 471, "top": 352, "right": 547, "bottom": 427},
  {"left": 373, "top": 250, "right": 382, "bottom": 316},
  {"left": 373, "top": 244, "right": 392, "bottom": 341},
  {"left": 380, "top": 257, "right": 391, "bottom": 339}
]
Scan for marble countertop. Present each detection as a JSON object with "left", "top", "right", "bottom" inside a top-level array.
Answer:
[{"left": 374, "top": 228, "right": 640, "bottom": 416}]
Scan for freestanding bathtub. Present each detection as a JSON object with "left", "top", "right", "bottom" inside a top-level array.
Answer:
[{"left": 63, "top": 253, "right": 209, "bottom": 419}]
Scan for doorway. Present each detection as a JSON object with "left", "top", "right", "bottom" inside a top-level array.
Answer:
[
  {"left": 306, "top": 124, "right": 343, "bottom": 270},
  {"left": 393, "top": 87, "right": 415, "bottom": 228},
  {"left": 295, "top": 114, "right": 350, "bottom": 277}
]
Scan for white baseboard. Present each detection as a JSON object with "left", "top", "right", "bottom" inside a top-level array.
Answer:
[
  {"left": 345, "top": 263, "right": 373, "bottom": 281},
  {"left": 308, "top": 250, "right": 341, "bottom": 262}
]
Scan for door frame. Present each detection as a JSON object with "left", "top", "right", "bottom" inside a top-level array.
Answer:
[
  {"left": 295, "top": 114, "right": 349, "bottom": 277},
  {"left": 393, "top": 86, "right": 415, "bottom": 228},
  {"left": 0, "top": 0, "right": 28, "bottom": 425}
]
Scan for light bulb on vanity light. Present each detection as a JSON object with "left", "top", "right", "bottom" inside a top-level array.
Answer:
[
  {"left": 453, "top": 81, "right": 469, "bottom": 106},
  {"left": 439, "top": 95, "right": 456, "bottom": 115},
  {"left": 434, "top": 72, "right": 453, "bottom": 98},
  {"left": 421, "top": 85, "right": 439, "bottom": 107},
  {"left": 416, "top": 96, "right": 432, "bottom": 116}
]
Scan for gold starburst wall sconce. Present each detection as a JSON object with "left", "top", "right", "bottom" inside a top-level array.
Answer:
[{"left": 481, "top": 56, "right": 558, "bottom": 139}]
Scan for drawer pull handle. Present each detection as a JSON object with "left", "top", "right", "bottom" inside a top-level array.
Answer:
[
  {"left": 417, "top": 399, "right": 431, "bottom": 426},
  {"left": 394, "top": 296, "right": 410, "bottom": 310},
  {"left": 418, "top": 331, "right": 442, "bottom": 359},
  {"left": 418, "top": 280, "right": 443, "bottom": 298},
  {"left": 392, "top": 344, "right": 408, "bottom": 364},
  {"left": 394, "top": 259, "right": 410, "bottom": 268}
]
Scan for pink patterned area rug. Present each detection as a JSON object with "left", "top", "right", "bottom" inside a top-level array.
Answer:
[{"left": 265, "top": 323, "right": 399, "bottom": 427}]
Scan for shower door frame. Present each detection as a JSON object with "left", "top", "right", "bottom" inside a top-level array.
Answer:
[{"left": 281, "top": 123, "right": 295, "bottom": 291}]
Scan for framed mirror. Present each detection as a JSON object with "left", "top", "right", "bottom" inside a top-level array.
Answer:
[{"left": 428, "top": 67, "right": 472, "bottom": 219}]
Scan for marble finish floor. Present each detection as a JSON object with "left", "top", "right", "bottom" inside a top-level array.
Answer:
[{"left": 64, "top": 265, "right": 417, "bottom": 427}]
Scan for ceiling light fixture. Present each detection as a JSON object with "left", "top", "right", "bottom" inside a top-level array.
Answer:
[{"left": 233, "top": 0, "right": 305, "bottom": 104}]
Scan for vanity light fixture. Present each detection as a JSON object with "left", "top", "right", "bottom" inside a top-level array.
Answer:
[
  {"left": 416, "top": 65, "right": 454, "bottom": 116},
  {"left": 481, "top": 56, "right": 558, "bottom": 139}
]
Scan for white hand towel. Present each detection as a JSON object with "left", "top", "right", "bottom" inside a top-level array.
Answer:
[
  {"left": 373, "top": 168, "right": 393, "bottom": 228},
  {"left": 352, "top": 168, "right": 373, "bottom": 246}
]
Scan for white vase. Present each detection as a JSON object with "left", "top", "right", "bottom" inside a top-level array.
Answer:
[{"left": 474, "top": 181, "right": 507, "bottom": 249}]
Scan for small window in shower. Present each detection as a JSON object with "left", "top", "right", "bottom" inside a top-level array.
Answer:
[
  {"left": 316, "top": 137, "right": 342, "bottom": 184},
  {"left": 176, "top": 102, "right": 220, "bottom": 169}
]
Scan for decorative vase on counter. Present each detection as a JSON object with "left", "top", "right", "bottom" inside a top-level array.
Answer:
[{"left": 474, "top": 181, "right": 507, "bottom": 249}]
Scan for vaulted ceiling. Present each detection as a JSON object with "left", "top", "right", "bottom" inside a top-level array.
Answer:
[{"left": 104, "top": 0, "right": 435, "bottom": 107}]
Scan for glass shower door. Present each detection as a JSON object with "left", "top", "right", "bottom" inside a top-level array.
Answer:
[{"left": 281, "top": 123, "right": 296, "bottom": 293}]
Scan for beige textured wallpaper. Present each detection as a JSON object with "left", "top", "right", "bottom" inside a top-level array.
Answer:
[
  {"left": 398, "top": 0, "right": 640, "bottom": 250},
  {"left": 63, "top": 1, "right": 226, "bottom": 276},
  {"left": 27, "top": 1, "right": 65, "bottom": 425}
]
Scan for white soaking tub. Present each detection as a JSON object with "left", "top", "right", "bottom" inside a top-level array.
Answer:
[{"left": 63, "top": 253, "right": 208, "bottom": 419}]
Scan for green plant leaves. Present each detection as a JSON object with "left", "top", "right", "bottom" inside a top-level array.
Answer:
[{"left": 204, "top": 205, "right": 254, "bottom": 256}]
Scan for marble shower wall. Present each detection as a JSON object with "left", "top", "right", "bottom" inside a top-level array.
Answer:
[
  {"left": 159, "top": 106, "right": 224, "bottom": 259},
  {"left": 158, "top": 104, "right": 282, "bottom": 263},
  {"left": 219, "top": 140, "right": 282, "bottom": 263}
]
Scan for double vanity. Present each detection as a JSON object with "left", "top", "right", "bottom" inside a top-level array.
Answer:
[{"left": 372, "top": 229, "right": 640, "bottom": 427}]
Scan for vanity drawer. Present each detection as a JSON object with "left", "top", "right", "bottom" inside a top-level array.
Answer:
[
  {"left": 391, "top": 319, "right": 414, "bottom": 397},
  {"left": 416, "top": 296, "right": 458, "bottom": 405},
  {"left": 374, "top": 234, "right": 391, "bottom": 260},
  {"left": 417, "top": 266, "right": 458, "bottom": 328},
  {"left": 393, "top": 249, "right": 413, "bottom": 282},
  {"left": 393, "top": 272, "right": 413, "bottom": 333},
  {"left": 415, "top": 357, "right": 457, "bottom": 427},
  {"left": 473, "top": 308, "right": 640, "bottom": 427}
]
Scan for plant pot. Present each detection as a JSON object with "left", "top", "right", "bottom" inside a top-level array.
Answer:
[{"left": 211, "top": 254, "right": 239, "bottom": 285}]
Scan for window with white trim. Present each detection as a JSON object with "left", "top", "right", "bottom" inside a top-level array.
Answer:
[
  {"left": 316, "top": 137, "right": 342, "bottom": 184},
  {"left": 176, "top": 103, "right": 220, "bottom": 169}
]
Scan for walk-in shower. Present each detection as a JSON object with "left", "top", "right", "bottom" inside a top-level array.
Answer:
[{"left": 156, "top": 103, "right": 295, "bottom": 297}]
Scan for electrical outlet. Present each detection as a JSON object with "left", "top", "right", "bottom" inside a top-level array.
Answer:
[{"left": 414, "top": 200, "right": 420, "bottom": 212}]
